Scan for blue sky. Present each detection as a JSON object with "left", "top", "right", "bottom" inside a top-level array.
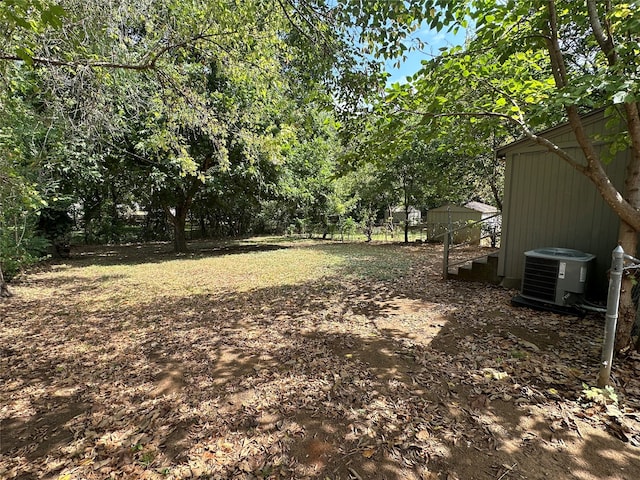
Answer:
[{"left": 384, "top": 24, "right": 467, "bottom": 85}]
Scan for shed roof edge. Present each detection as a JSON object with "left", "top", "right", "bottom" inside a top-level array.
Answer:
[{"left": 496, "top": 107, "right": 608, "bottom": 155}]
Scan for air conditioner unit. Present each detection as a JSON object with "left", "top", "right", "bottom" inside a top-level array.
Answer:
[{"left": 520, "top": 248, "right": 595, "bottom": 307}]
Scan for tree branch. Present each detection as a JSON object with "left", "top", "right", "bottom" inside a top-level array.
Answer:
[
  {"left": 621, "top": 101, "right": 640, "bottom": 214},
  {"left": 278, "top": 0, "right": 337, "bottom": 57},
  {"left": 0, "top": 52, "right": 155, "bottom": 70},
  {"left": 586, "top": 0, "right": 617, "bottom": 66},
  {"left": 397, "top": 108, "right": 586, "bottom": 172},
  {"left": 0, "top": 31, "right": 236, "bottom": 70},
  {"left": 545, "top": 0, "right": 568, "bottom": 88},
  {"left": 276, "top": 0, "right": 316, "bottom": 46}
]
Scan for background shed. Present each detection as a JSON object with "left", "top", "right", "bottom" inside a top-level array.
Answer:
[
  {"left": 385, "top": 206, "right": 422, "bottom": 226},
  {"left": 497, "top": 109, "right": 628, "bottom": 297},
  {"left": 427, "top": 202, "right": 499, "bottom": 244}
]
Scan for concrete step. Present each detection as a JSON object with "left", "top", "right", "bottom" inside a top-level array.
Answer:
[{"left": 448, "top": 253, "right": 501, "bottom": 284}]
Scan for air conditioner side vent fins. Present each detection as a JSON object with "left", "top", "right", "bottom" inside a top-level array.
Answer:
[{"left": 522, "top": 256, "right": 558, "bottom": 302}]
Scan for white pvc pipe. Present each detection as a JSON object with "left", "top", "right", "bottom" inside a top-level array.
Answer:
[{"left": 597, "top": 245, "right": 624, "bottom": 387}]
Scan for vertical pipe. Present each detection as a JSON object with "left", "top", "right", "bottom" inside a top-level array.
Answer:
[
  {"left": 443, "top": 228, "right": 450, "bottom": 279},
  {"left": 597, "top": 245, "right": 625, "bottom": 387},
  {"left": 443, "top": 207, "right": 452, "bottom": 280}
]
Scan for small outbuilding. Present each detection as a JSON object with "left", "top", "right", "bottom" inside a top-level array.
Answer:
[
  {"left": 386, "top": 206, "right": 422, "bottom": 226},
  {"left": 497, "top": 108, "right": 628, "bottom": 297},
  {"left": 427, "top": 202, "right": 500, "bottom": 244}
]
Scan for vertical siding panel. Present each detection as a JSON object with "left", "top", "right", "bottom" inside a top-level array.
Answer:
[
  {"left": 554, "top": 158, "right": 565, "bottom": 244},
  {"left": 544, "top": 155, "right": 557, "bottom": 247},
  {"left": 556, "top": 156, "right": 571, "bottom": 248},
  {"left": 532, "top": 152, "right": 548, "bottom": 249},
  {"left": 514, "top": 152, "right": 531, "bottom": 276},
  {"left": 526, "top": 152, "right": 539, "bottom": 252},
  {"left": 498, "top": 155, "right": 512, "bottom": 276},
  {"left": 591, "top": 144, "right": 607, "bottom": 259},
  {"left": 520, "top": 151, "right": 544, "bottom": 277},
  {"left": 503, "top": 154, "right": 517, "bottom": 278},
  {"left": 537, "top": 152, "right": 551, "bottom": 247},
  {"left": 564, "top": 148, "right": 584, "bottom": 251},
  {"left": 545, "top": 155, "right": 559, "bottom": 247},
  {"left": 507, "top": 153, "right": 524, "bottom": 278}
]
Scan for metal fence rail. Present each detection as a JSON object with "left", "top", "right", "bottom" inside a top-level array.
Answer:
[{"left": 440, "top": 212, "right": 501, "bottom": 279}]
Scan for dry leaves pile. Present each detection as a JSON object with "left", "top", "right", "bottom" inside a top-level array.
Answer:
[{"left": 1, "top": 240, "right": 639, "bottom": 480}]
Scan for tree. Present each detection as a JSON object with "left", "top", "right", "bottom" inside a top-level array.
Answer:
[
  {"left": 0, "top": 138, "right": 48, "bottom": 297},
  {"left": 0, "top": 2, "right": 330, "bottom": 251},
  {"left": 377, "top": 1, "right": 640, "bottom": 351},
  {"left": 343, "top": 111, "right": 500, "bottom": 243},
  {"left": 0, "top": 65, "right": 61, "bottom": 296},
  {"left": 384, "top": 145, "right": 434, "bottom": 244},
  {"left": 1, "top": 0, "right": 406, "bottom": 252},
  {"left": 0, "top": 0, "right": 69, "bottom": 294}
]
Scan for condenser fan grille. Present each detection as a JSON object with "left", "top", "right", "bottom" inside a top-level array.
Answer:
[{"left": 521, "top": 256, "right": 558, "bottom": 302}]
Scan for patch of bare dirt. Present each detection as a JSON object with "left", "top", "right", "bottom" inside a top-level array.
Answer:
[{"left": 1, "top": 241, "right": 639, "bottom": 480}]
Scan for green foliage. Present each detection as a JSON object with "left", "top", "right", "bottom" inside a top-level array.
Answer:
[
  {"left": 0, "top": 231, "right": 49, "bottom": 280},
  {"left": 0, "top": 168, "right": 49, "bottom": 280},
  {"left": 509, "top": 350, "right": 527, "bottom": 360},
  {"left": 0, "top": 0, "right": 65, "bottom": 30},
  {"left": 345, "top": 129, "right": 495, "bottom": 231},
  {"left": 339, "top": 216, "right": 358, "bottom": 237},
  {"left": 0, "top": 0, "right": 370, "bottom": 250},
  {"left": 0, "top": 81, "right": 56, "bottom": 279},
  {"left": 384, "top": 1, "right": 640, "bottom": 137},
  {"left": 582, "top": 383, "right": 619, "bottom": 406}
]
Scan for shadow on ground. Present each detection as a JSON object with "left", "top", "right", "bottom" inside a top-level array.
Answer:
[{"left": 1, "top": 241, "right": 639, "bottom": 480}]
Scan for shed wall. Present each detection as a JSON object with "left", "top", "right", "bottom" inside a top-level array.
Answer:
[
  {"left": 499, "top": 124, "right": 628, "bottom": 297},
  {"left": 427, "top": 208, "right": 483, "bottom": 244},
  {"left": 427, "top": 208, "right": 482, "bottom": 225}
]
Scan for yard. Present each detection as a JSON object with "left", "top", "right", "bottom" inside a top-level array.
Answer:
[{"left": 1, "top": 239, "right": 639, "bottom": 480}]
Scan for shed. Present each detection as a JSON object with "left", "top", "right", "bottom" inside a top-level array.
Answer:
[
  {"left": 427, "top": 202, "right": 499, "bottom": 244},
  {"left": 386, "top": 206, "right": 422, "bottom": 226},
  {"left": 497, "top": 109, "right": 628, "bottom": 297},
  {"left": 464, "top": 201, "right": 501, "bottom": 232}
]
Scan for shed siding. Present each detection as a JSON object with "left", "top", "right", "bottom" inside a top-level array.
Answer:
[
  {"left": 427, "top": 207, "right": 485, "bottom": 244},
  {"left": 499, "top": 133, "right": 628, "bottom": 296},
  {"left": 427, "top": 207, "right": 483, "bottom": 228},
  {"left": 497, "top": 155, "right": 514, "bottom": 275}
]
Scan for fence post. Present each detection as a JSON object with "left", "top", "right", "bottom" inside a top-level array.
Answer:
[
  {"left": 597, "top": 245, "right": 625, "bottom": 387},
  {"left": 443, "top": 228, "right": 450, "bottom": 279},
  {"left": 442, "top": 207, "right": 452, "bottom": 280}
]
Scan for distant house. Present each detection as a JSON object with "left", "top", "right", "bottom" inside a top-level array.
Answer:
[
  {"left": 385, "top": 206, "right": 422, "bottom": 226},
  {"left": 427, "top": 202, "right": 500, "bottom": 244},
  {"left": 497, "top": 108, "right": 628, "bottom": 297}
]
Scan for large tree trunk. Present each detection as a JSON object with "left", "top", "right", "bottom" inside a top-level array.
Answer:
[
  {"left": 616, "top": 221, "right": 637, "bottom": 352},
  {"left": 0, "top": 265, "right": 12, "bottom": 298},
  {"left": 173, "top": 222, "right": 189, "bottom": 253},
  {"left": 163, "top": 158, "right": 212, "bottom": 253},
  {"left": 165, "top": 204, "right": 189, "bottom": 253},
  {"left": 403, "top": 186, "right": 410, "bottom": 244},
  {"left": 614, "top": 103, "right": 640, "bottom": 351},
  {"left": 199, "top": 213, "right": 207, "bottom": 238},
  {"left": 173, "top": 214, "right": 188, "bottom": 252},
  {"left": 547, "top": 1, "right": 640, "bottom": 350},
  {"left": 404, "top": 216, "right": 409, "bottom": 244}
]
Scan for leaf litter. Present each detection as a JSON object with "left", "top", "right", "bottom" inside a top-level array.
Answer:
[{"left": 1, "top": 240, "right": 639, "bottom": 479}]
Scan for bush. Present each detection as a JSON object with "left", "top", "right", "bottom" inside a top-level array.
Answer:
[{"left": 0, "top": 232, "right": 49, "bottom": 281}]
